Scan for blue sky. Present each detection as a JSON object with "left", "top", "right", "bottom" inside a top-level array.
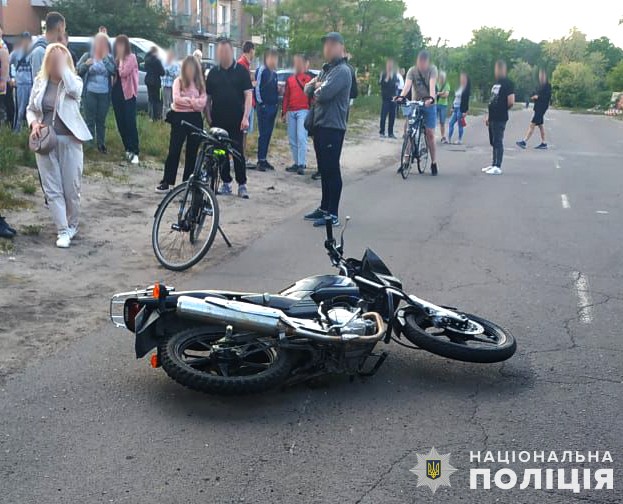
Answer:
[{"left": 405, "top": 0, "right": 623, "bottom": 48}]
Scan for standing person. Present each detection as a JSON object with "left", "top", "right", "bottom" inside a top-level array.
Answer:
[
  {"left": 111, "top": 35, "right": 140, "bottom": 164},
  {"left": 27, "top": 44, "right": 92, "bottom": 248},
  {"left": 448, "top": 72, "right": 470, "bottom": 145},
  {"left": 399, "top": 50, "right": 439, "bottom": 175},
  {"left": 0, "top": 28, "right": 10, "bottom": 125},
  {"left": 145, "top": 47, "right": 165, "bottom": 121},
  {"left": 516, "top": 69, "right": 551, "bottom": 150},
  {"left": 237, "top": 41, "right": 256, "bottom": 167},
  {"left": 483, "top": 60, "right": 515, "bottom": 175},
  {"left": 282, "top": 53, "right": 313, "bottom": 175},
  {"left": 254, "top": 47, "right": 279, "bottom": 171},
  {"left": 379, "top": 58, "right": 398, "bottom": 138},
  {"left": 436, "top": 70, "right": 450, "bottom": 143},
  {"left": 161, "top": 49, "right": 180, "bottom": 116},
  {"left": 29, "top": 12, "right": 66, "bottom": 80},
  {"left": 77, "top": 33, "right": 115, "bottom": 153},
  {"left": 303, "top": 32, "right": 351, "bottom": 227},
  {"left": 9, "top": 32, "right": 33, "bottom": 131},
  {"left": 156, "top": 56, "right": 206, "bottom": 193},
  {"left": 205, "top": 39, "right": 253, "bottom": 199}
]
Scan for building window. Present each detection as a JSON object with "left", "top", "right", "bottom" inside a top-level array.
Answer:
[
  {"left": 208, "top": 43, "right": 215, "bottom": 60},
  {"left": 171, "top": 0, "right": 177, "bottom": 15},
  {"left": 184, "top": 0, "right": 191, "bottom": 15},
  {"left": 185, "top": 40, "right": 192, "bottom": 55}
]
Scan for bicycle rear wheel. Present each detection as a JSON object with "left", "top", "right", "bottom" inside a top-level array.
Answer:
[
  {"left": 399, "top": 134, "right": 414, "bottom": 179},
  {"left": 152, "top": 182, "right": 220, "bottom": 271},
  {"left": 416, "top": 127, "right": 430, "bottom": 174}
]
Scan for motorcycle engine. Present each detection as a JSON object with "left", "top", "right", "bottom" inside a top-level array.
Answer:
[{"left": 326, "top": 307, "right": 377, "bottom": 336}]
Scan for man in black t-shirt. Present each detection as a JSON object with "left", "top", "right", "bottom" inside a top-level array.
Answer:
[
  {"left": 206, "top": 39, "right": 253, "bottom": 199},
  {"left": 483, "top": 60, "right": 515, "bottom": 175},
  {"left": 516, "top": 69, "right": 551, "bottom": 150}
]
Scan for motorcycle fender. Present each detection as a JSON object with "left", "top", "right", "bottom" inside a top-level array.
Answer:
[{"left": 135, "top": 309, "right": 161, "bottom": 359}]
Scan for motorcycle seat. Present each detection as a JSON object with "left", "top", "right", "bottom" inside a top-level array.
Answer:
[{"left": 241, "top": 294, "right": 299, "bottom": 311}]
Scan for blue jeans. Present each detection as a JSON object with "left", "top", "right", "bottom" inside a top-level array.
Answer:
[
  {"left": 287, "top": 109, "right": 309, "bottom": 166},
  {"left": 448, "top": 106, "right": 464, "bottom": 141},
  {"left": 13, "top": 84, "right": 32, "bottom": 132},
  {"left": 256, "top": 103, "right": 278, "bottom": 162},
  {"left": 85, "top": 91, "right": 110, "bottom": 148}
]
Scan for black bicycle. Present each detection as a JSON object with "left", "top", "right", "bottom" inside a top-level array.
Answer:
[
  {"left": 152, "top": 122, "right": 242, "bottom": 271},
  {"left": 396, "top": 97, "right": 433, "bottom": 179}
]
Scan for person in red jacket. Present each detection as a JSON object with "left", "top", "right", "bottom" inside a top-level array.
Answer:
[{"left": 282, "top": 54, "right": 313, "bottom": 175}]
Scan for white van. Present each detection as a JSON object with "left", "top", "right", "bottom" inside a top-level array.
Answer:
[{"left": 67, "top": 36, "right": 167, "bottom": 110}]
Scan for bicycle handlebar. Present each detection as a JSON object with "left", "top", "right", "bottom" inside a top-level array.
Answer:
[
  {"left": 394, "top": 96, "right": 435, "bottom": 106},
  {"left": 180, "top": 120, "right": 244, "bottom": 162}
]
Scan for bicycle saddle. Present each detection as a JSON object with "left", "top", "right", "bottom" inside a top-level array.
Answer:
[{"left": 209, "top": 127, "right": 230, "bottom": 140}]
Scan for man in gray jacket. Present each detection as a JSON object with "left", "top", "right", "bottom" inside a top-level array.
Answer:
[{"left": 304, "top": 32, "right": 351, "bottom": 227}]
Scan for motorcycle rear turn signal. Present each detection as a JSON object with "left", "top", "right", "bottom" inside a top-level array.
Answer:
[{"left": 150, "top": 353, "right": 160, "bottom": 368}]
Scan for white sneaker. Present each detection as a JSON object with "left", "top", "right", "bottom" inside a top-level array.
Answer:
[
  {"left": 481, "top": 165, "right": 493, "bottom": 172},
  {"left": 485, "top": 166, "right": 503, "bottom": 175},
  {"left": 67, "top": 226, "right": 78, "bottom": 239},
  {"left": 130, "top": 154, "right": 139, "bottom": 165},
  {"left": 56, "top": 231, "right": 71, "bottom": 248}
]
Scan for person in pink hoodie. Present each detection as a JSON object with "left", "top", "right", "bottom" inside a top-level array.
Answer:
[
  {"left": 111, "top": 35, "right": 140, "bottom": 164},
  {"left": 156, "top": 56, "right": 207, "bottom": 193}
]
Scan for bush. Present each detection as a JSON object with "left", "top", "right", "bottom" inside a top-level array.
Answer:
[
  {"left": 606, "top": 61, "right": 623, "bottom": 91},
  {"left": 552, "top": 62, "right": 598, "bottom": 107}
]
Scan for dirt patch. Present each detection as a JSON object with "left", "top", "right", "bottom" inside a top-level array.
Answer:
[{"left": 0, "top": 121, "right": 398, "bottom": 379}]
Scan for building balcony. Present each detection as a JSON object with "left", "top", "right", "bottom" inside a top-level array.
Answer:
[{"left": 168, "top": 13, "right": 193, "bottom": 34}]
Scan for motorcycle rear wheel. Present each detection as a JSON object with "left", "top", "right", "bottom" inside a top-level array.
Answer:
[
  {"left": 159, "top": 327, "right": 292, "bottom": 395},
  {"left": 401, "top": 310, "right": 516, "bottom": 363}
]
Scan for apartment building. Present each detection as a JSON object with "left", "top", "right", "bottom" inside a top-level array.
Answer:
[
  {"left": 0, "top": 0, "right": 47, "bottom": 45},
  {"left": 158, "top": 0, "right": 252, "bottom": 60}
]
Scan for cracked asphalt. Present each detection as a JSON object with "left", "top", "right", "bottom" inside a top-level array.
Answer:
[{"left": 1, "top": 109, "right": 622, "bottom": 503}]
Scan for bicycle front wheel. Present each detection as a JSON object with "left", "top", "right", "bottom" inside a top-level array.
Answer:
[
  {"left": 399, "top": 134, "right": 413, "bottom": 180},
  {"left": 416, "top": 127, "right": 430, "bottom": 174},
  {"left": 152, "top": 182, "right": 220, "bottom": 271}
]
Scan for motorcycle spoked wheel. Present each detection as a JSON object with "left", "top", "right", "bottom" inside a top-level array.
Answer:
[
  {"left": 401, "top": 308, "right": 516, "bottom": 363},
  {"left": 159, "top": 327, "right": 293, "bottom": 395}
]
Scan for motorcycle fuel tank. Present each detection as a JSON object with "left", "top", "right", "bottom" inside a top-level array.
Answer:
[{"left": 280, "top": 274, "right": 359, "bottom": 300}]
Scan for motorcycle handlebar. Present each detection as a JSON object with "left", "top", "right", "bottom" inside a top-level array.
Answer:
[{"left": 325, "top": 215, "right": 334, "bottom": 243}]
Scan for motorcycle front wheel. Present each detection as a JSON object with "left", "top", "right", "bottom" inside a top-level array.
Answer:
[
  {"left": 401, "top": 310, "right": 516, "bottom": 363},
  {"left": 159, "top": 327, "right": 292, "bottom": 395}
]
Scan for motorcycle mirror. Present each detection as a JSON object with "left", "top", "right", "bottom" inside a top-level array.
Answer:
[{"left": 339, "top": 216, "right": 350, "bottom": 251}]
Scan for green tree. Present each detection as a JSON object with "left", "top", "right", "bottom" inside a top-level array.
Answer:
[
  {"left": 542, "top": 28, "right": 587, "bottom": 72},
  {"left": 552, "top": 61, "right": 598, "bottom": 107},
  {"left": 465, "top": 27, "right": 514, "bottom": 98},
  {"left": 52, "top": 0, "right": 170, "bottom": 46},
  {"left": 512, "top": 37, "right": 543, "bottom": 67},
  {"left": 399, "top": 17, "right": 424, "bottom": 69},
  {"left": 587, "top": 37, "right": 623, "bottom": 71},
  {"left": 607, "top": 60, "right": 623, "bottom": 90},
  {"left": 509, "top": 60, "right": 535, "bottom": 103}
]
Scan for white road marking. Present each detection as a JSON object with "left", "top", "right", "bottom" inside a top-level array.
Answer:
[
  {"left": 555, "top": 160, "right": 561, "bottom": 169},
  {"left": 571, "top": 272, "right": 593, "bottom": 324},
  {"left": 561, "top": 194, "right": 570, "bottom": 209},
  {"left": 596, "top": 210, "right": 609, "bottom": 214}
]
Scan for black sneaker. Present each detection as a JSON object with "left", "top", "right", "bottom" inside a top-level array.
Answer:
[
  {"left": 257, "top": 161, "right": 267, "bottom": 172},
  {"left": 379, "top": 132, "right": 386, "bottom": 138},
  {"left": 265, "top": 161, "right": 276, "bottom": 171},
  {"left": 297, "top": 165, "right": 306, "bottom": 175},
  {"left": 98, "top": 144, "right": 108, "bottom": 154},
  {"left": 431, "top": 163, "right": 438, "bottom": 176},
  {"left": 311, "top": 171, "right": 321, "bottom": 180},
  {"left": 155, "top": 182, "right": 171, "bottom": 194},
  {"left": 285, "top": 164, "right": 299, "bottom": 173},
  {"left": 246, "top": 162, "right": 257, "bottom": 170},
  {"left": 388, "top": 133, "right": 397, "bottom": 139},
  {"left": 313, "top": 214, "right": 340, "bottom": 227},
  {"left": 0, "top": 216, "right": 16, "bottom": 239},
  {"left": 304, "top": 208, "right": 327, "bottom": 221}
]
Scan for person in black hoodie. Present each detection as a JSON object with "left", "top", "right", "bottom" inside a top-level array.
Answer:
[
  {"left": 379, "top": 58, "right": 398, "bottom": 138},
  {"left": 144, "top": 47, "right": 164, "bottom": 120},
  {"left": 516, "top": 68, "right": 552, "bottom": 150}
]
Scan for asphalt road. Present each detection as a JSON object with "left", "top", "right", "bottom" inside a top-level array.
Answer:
[{"left": 1, "top": 109, "right": 622, "bottom": 504}]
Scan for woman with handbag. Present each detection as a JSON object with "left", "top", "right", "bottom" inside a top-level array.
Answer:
[
  {"left": 155, "top": 56, "right": 206, "bottom": 193},
  {"left": 27, "top": 43, "right": 92, "bottom": 248}
]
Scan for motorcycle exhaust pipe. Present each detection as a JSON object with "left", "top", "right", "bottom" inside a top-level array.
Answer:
[
  {"left": 176, "top": 296, "right": 386, "bottom": 343},
  {"left": 177, "top": 295, "right": 284, "bottom": 334}
]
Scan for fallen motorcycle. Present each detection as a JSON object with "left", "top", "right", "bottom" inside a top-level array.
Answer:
[{"left": 110, "top": 218, "right": 516, "bottom": 395}]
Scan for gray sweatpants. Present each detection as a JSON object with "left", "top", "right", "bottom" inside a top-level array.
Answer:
[
  {"left": 36, "top": 135, "right": 83, "bottom": 233},
  {"left": 162, "top": 86, "right": 173, "bottom": 116}
]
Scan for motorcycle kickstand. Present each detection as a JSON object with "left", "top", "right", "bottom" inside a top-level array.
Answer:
[{"left": 358, "top": 351, "right": 389, "bottom": 377}]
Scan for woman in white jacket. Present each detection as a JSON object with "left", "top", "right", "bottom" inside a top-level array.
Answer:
[{"left": 27, "top": 43, "right": 92, "bottom": 248}]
